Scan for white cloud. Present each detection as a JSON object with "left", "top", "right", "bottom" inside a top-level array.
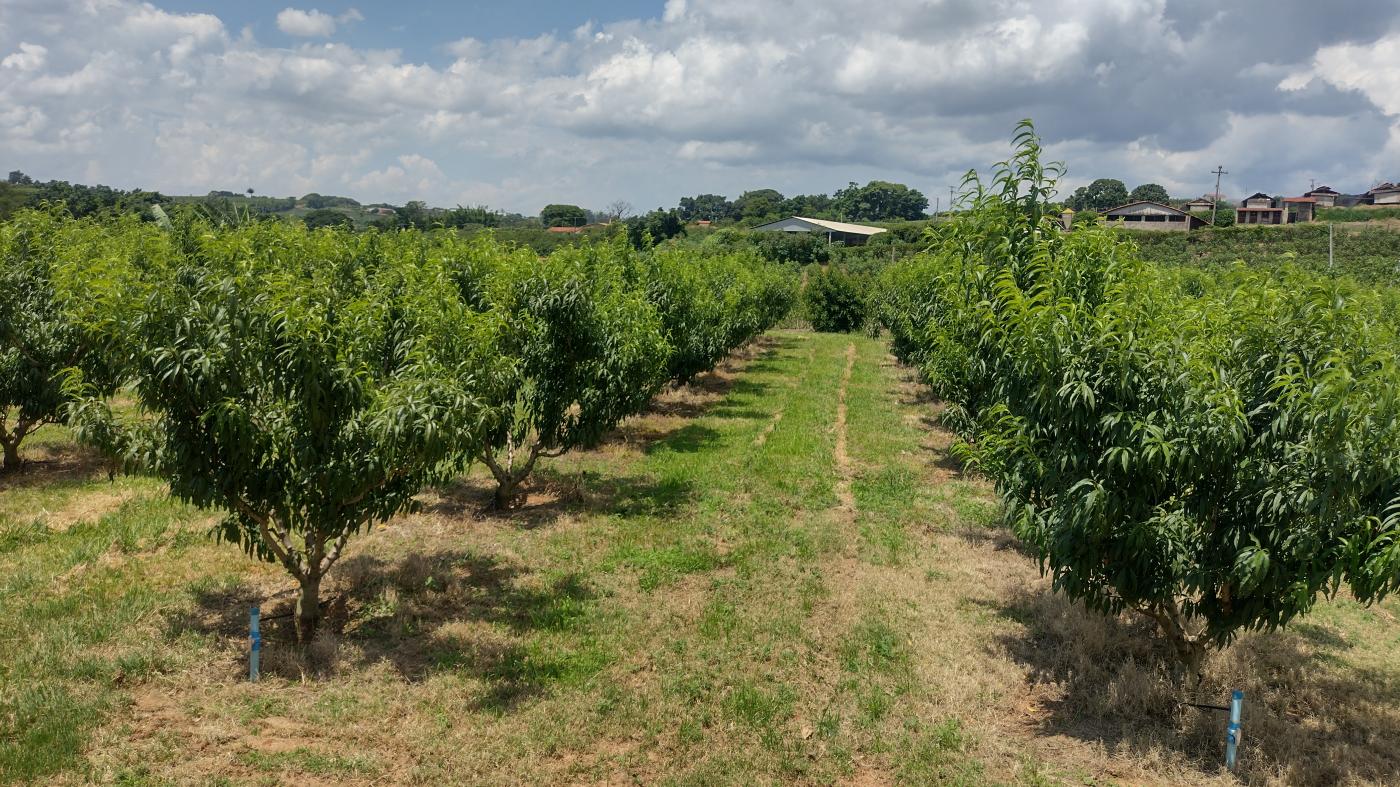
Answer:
[
  {"left": 1, "top": 42, "right": 46, "bottom": 71},
  {"left": 275, "top": 8, "right": 360, "bottom": 38},
  {"left": 351, "top": 154, "right": 446, "bottom": 201},
  {"left": 662, "top": 0, "right": 687, "bottom": 24},
  {"left": 1294, "top": 33, "right": 1400, "bottom": 116},
  {"left": 677, "top": 140, "right": 758, "bottom": 162},
  {"left": 0, "top": 0, "right": 1395, "bottom": 213}
]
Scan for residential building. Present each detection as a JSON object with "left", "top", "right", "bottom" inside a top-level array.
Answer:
[
  {"left": 1183, "top": 196, "right": 1217, "bottom": 212},
  {"left": 1304, "top": 186, "right": 1339, "bottom": 208},
  {"left": 1102, "top": 200, "right": 1208, "bottom": 231},
  {"left": 1283, "top": 197, "right": 1316, "bottom": 223},
  {"left": 1237, "top": 192, "right": 1286, "bottom": 225},
  {"left": 1368, "top": 182, "right": 1400, "bottom": 205},
  {"left": 1241, "top": 192, "right": 1274, "bottom": 209}
]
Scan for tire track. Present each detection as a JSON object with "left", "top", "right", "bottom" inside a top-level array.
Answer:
[
  {"left": 834, "top": 342, "right": 856, "bottom": 514},
  {"left": 753, "top": 410, "right": 784, "bottom": 447}
]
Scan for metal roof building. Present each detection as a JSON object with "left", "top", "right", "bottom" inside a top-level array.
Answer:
[
  {"left": 752, "top": 216, "right": 888, "bottom": 246},
  {"left": 1102, "top": 200, "right": 1208, "bottom": 231}
]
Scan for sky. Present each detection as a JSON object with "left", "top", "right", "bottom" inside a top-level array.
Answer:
[{"left": 3, "top": 0, "right": 1400, "bottom": 214}]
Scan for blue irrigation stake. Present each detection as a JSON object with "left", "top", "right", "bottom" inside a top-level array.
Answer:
[
  {"left": 249, "top": 605, "right": 261, "bottom": 683},
  {"left": 1225, "top": 689, "right": 1243, "bottom": 771}
]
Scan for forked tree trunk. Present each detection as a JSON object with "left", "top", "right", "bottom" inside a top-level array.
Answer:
[
  {"left": 482, "top": 436, "right": 544, "bottom": 509},
  {"left": 241, "top": 507, "right": 353, "bottom": 648},
  {"left": 1141, "top": 600, "right": 1209, "bottom": 688}
]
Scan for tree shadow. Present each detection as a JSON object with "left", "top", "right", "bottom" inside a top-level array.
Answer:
[
  {"left": 634, "top": 335, "right": 784, "bottom": 422},
  {"left": 886, "top": 369, "right": 977, "bottom": 480},
  {"left": 953, "top": 522, "right": 1035, "bottom": 558},
  {"left": 642, "top": 373, "right": 770, "bottom": 421},
  {"left": 421, "top": 467, "right": 694, "bottom": 529},
  {"left": 990, "top": 585, "right": 1400, "bottom": 785},
  {"left": 0, "top": 444, "right": 117, "bottom": 491},
  {"left": 642, "top": 424, "right": 722, "bottom": 454},
  {"left": 168, "top": 549, "right": 603, "bottom": 712}
]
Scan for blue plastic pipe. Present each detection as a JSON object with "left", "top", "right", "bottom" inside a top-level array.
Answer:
[
  {"left": 249, "top": 605, "right": 261, "bottom": 682},
  {"left": 1225, "top": 689, "right": 1243, "bottom": 770}
]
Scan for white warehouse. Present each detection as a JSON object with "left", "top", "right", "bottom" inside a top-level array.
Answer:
[{"left": 752, "top": 216, "right": 888, "bottom": 246}]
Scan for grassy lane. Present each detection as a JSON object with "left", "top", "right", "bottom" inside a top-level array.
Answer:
[{"left": 5, "top": 331, "right": 1400, "bottom": 785}]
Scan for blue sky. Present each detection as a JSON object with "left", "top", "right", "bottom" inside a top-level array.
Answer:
[
  {"left": 2, "top": 1, "right": 1398, "bottom": 215},
  {"left": 156, "top": 1, "right": 666, "bottom": 59}
]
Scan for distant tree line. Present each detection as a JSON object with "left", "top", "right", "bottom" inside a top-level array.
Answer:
[
  {"left": 3, "top": 170, "right": 167, "bottom": 221},
  {"left": 377, "top": 201, "right": 531, "bottom": 232},
  {"left": 673, "top": 180, "right": 929, "bottom": 225},
  {"left": 4, "top": 167, "right": 929, "bottom": 242},
  {"left": 1065, "top": 178, "right": 1235, "bottom": 226}
]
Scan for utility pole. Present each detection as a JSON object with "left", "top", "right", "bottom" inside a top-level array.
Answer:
[
  {"left": 948, "top": 186, "right": 957, "bottom": 214},
  {"left": 1211, "top": 165, "right": 1228, "bottom": 226}
]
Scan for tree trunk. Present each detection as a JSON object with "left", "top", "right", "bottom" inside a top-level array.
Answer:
[
  {"left": 1, "top": 438, "right": 19, "bottom": 474},
  {"left": 1141, "top": 601, "right": 1208, "bottom": 688},
  {"left": 0, "top": 416, "right": 32, "bottom": 474},
  {"left": 296, "top": 572, "right": 323, "bottom": 644},
  {"left": 493, "top": 474, "right": 518, "bottom": 509},
  {"left": 482, "top": 440, "right": 541, "bottom": 510}
]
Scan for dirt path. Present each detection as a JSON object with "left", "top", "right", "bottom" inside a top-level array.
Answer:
[
  {"left": 752, "top": 409, "right": 783, "bottom": 447},
  {"left": 833, "top": 342, "right": 856, "bottom": 514}
]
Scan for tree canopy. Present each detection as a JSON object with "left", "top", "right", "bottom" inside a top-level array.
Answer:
[
  {"left": 734, "top": 189, "right": 786, "bottom": 221},
  {"left": 624, "top": 208, "right": 686, "bottom": 248},
  {"left": 677, "top": 194, "right": 735, "bottom": 222},
  {"left": 541, "top": 203, "right": 589, "bottom": 228},
  {"left": 833, "top": 180, "right": 929, "bottom": 222},
  {"left": 1066, "top": 178, "right": 1130, "bottom": 213},
  {"left": 877, "top": 122, "right": 1400, "bottom": 681},
  {"left": 0, "top": 210, "right": 126, "bottom": 470},
  {"left": 1129, "top": 183, "right": 1172, "bottom": 204},
  {"left": 442, "top": 236, "right": 670, "bottom": 506}
]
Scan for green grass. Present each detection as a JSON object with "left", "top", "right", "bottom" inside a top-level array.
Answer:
[
  {"left": 5, "top": 330, "right": 1399, "bottom": 785},
  {"left": 1317, "top": 205, "right": 1400, "bottom": 223},
  {"left": 1125, "top": 221, "right": 1400, "bottom": 285},
  {"left": 0, "top": 494, "right": 236, "bottom": 783}
]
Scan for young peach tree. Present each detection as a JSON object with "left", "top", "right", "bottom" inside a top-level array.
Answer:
[
  {"left": 0, "top": 210, "right": 132, "bottom": 471},
  {"left": 879, "top": 122, "right": 1400, "bottom": 682},
  {"left": 439, "top": 236, "right": 669, "bottom": 507},
  {"left": 67, "top": 223, "right": 499, "bottom": 640}
]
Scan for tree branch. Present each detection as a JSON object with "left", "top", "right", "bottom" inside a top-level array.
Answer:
[
  {"left": 229, "top": 494, "right": 299, "bottom": 575},
  {"left": 320, "top": 528, "right": 357, "bottom": 574}
]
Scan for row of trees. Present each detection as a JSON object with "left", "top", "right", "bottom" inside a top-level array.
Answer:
[
  {"left": 1064, "top": 178, "right": 1173, "bottom": 212},
  {"left": 675, "top": 180, "right": 930, "bottom": 224},
  {"left": 876, "top": 124, "right": 1400, "bottom": 681},
  {"left": 3, "top": 169, "right": 927, "bottom": 241},
  {"left": 3, "top": 209, "right": 795, "bottom": 641},
  {"left": 537, "top": 203, "right": 687, "bottom": 248}
]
